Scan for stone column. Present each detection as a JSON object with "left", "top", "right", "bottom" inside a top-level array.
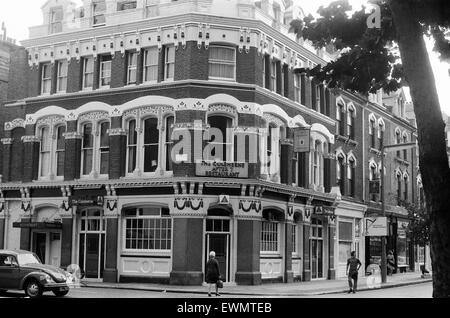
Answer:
[
  {"left": 60, "top": 206, "right": 74, "bottom": 269},
  {"left": 235, "top": 218, "right": 262, "bottom": 285},
  {"left": 328, "top": 216, "right": 337, "bottom": 280},
  {"left": 1, "top": 134, "right": 13, "bottom": 182},
  {"left": 22, "top": 133, "right": 40, "bottom": 183},
  {"left": 284, "top": 220, "right": 294, "bottom": 283},
  {"left": 302, "top": 214, "right": 312, "bottom": 281},
  {"left": 104, "top": 197, "right": 120, "bottom": 283}
]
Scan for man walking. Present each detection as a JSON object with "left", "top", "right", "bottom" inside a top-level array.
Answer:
[{"left": 346, "top": 251, "right": 362, "bottom": 294}]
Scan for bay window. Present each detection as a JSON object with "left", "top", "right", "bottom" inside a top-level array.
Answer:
[
  {"left": 209, "top": 46, "right": 236, "bottom": 80},
  {"left": 124, "top": 207, "right": 172, "bottom": 251}
]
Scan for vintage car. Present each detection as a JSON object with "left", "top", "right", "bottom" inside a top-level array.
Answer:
[{"left": 0, "top": 250, "right": 72, "bottom": 298}]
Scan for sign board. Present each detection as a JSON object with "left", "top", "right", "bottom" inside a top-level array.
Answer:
[
  {"left": 196, "top": 161, "right": 248, "bottom": 179},
  {"left": 294, "top": 128, "right": 311, "bottom": 153},
  {"left": 313, "top": 206, "right": 335, "bottom": 216},
  {"left": 13, "top": 222, "right": 63, "bottom": 230},
  {"left": 70, "top": 195, "right": 104, "bottom": 207},
  {"left": 364, "top": 217, "right": 388, "bottom": 236},
  {"left": 369, "top": 180, "right": 380, "bottom": 194},
  {"left": 219, "top": 195, "right": 230, "bottom": 205}
]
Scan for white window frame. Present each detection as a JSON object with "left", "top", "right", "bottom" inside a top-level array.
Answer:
[
  {"left": 291, "top": 223, "right": 298, "bottom": 256},
  {"left": 315, "top": 85, "right": 321, "bottom": 112},
  {"left": 99, "top": 55, "right": 112, "bottom": 89},
  {"left": 54, "top": 125, "right": 66, "bottom": 178},
  {"left": 56, "top": 60, "right": 68, "bottom": 93},
  {"left": 41, "top": 63, "right": 52, "bottom": 95},
  {"left": 164, "top": 46, "right": 175, "bottom": 81},
  {"left": 143, "top": 47, "right": 159, "bottom": 83},
  {"left": 208, "top": 45, "right": 237, "bottom": 81},
  {"left": 82, "top": 57, "right": 94, "bottom": 90},
  {"left": 81, "top": 122, "right": 95, "bottom": 177},
  {"left": 38, "top": 126, "right": 52, "bottom": 179},
  {"left": 126, "top": 119, "right": 138, "bottom": 175},
  {"left": 260, "top": 221, "right": 280, "bottom": 254},
  {"left": 122, "top": 207, "right": 172, "bottom": 253},
  {"left": 163, "top": 115, "right": 175, "bottom": 173},
  {"left": 127, "top": 52, "right": 138, "bottom": 85},
  {"left": 92, "top": 0, "right": 106, "bottom": 26},
  {"left": 38, "top": 124, "right": 66, "bottom": 181},
  {"left": 98, "top": 121, "right": 110, "bottom": 176},
  {"left": 270, "top": 60, "right": 277, "bottom": 92},
  {"left": 206, "top": 115, "right": 234, "bottom": 163},
  {"left": 294, "top": 73, "right": 301, "bottom": 103}
]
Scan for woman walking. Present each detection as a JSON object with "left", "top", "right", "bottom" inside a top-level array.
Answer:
[{"left": 206, "top": 251, "right": 221, "bottom": 297}]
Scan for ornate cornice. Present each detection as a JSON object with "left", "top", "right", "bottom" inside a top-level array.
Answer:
[
  {"left": 1, "top": 138, "right": 13, "bottom": 145},
  {"left": 63, "top": 132, "right": 82, "bottom": 140},
  {"left": 21, "top": 136, "right": 40, "bottom": 143},
  {"left": 107, "top": 128, "right": 127, "bottom": 136}
]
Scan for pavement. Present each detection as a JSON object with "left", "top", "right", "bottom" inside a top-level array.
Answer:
[{"left": 81, "top": 272, "right": 432, "bottom": 297}]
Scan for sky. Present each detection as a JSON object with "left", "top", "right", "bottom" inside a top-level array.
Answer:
[{"left": 0, "top": 0, "right": 449, "bottom": 115}]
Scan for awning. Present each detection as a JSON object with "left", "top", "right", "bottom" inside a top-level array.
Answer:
[{"left": 13, "top": 222, "right": 63, "bottom": 230}]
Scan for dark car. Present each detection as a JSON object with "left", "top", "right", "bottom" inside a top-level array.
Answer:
[{"left": 0, "top": 250, "right": 71, "bottom": 298}]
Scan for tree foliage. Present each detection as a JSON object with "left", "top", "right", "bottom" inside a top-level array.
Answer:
[
  {"left": 398, "top": 199, "right": 430, "bottom": 247},
  {"left": 289, "top": 0, "right": 450, "bottom": 94}
]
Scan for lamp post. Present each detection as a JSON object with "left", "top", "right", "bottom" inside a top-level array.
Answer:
[{"left": 380, "top": 142, "right": 417, "bottom": 284}]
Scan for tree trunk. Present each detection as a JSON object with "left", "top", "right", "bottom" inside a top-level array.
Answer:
[{"left": 390, "top": 0, "right": 450, "bottom": 298}]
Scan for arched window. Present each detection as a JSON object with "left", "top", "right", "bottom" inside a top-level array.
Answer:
[
  {"left": 347, "top": 105, "right": 355, "bottom": 140},
  {"left": 126, "top": 119, "right": 137, "bottom": 174},
  {"left": 39, "top": 126, "right": 51, "bottom": 178},
  {"left": 403, "top": 132, "right": 408, "bottom": 160},
  {"left": 395, "top": 128, "right": 402, "bottom": 157},
  {"left": 337, "top": 154, "right": 346, "bottom": 196},
  {"left": 143, "top": 117, "right": 159, "bottom": 173},
  {"left": 164, "top": 116, "right": 175, "bottom": 172},
  {"left": 404, "top": 173, "right": 409, "bottom": 201},
  {"left": 378, "top": 119, "right": 385, "bottom": 150},
  {"left": 396, "top": 170, "right": 402, "bottom": 204},
  {"left": 348, "top": 157, "right": 356, "bottom": 197},
  {"left": 337, "top": 102, "right": 345, "bottom": 136},
  {"left": 369, "top": 118, "right": 376, "bottom": 148},
  {"left": 81, "top": 123, "right": 94, "bottom": 176},
  {"left": 369, "top": 161, "right": 378, "bottom": 201},
  {"left": 81, "top": 119, "right": 110, "bottom": 177},
  {"left": 55, "top": 125, "right": 66, "bottom": 177},
  {"left": 207, "top": 115, "right": 233, "bottom": 162}
]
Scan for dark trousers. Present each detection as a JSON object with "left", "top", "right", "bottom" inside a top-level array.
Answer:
[{"left": 348, "top": 272, "right": 358, "bottom": 291}]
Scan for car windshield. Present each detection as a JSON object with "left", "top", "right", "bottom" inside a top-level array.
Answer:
[{"left": 17, "top": 254, "right": 41, "bottom": 266}]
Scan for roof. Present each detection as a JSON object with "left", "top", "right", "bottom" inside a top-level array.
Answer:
[{"left": 0, "top": 250, "right": 33, "bottom": 256}]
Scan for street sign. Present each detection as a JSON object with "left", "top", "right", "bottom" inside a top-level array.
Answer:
[
  {"left": 364, "top": 217, "right": 388, "bottom": 236},
  {"left": 294, "top": 128, "right": 311, "bottom": 153}
]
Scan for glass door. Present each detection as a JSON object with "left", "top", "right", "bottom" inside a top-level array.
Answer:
[
  {"left": 79, "top": 209, "right": 106, "bottom": 279},
  {"left": 310, "top": 218, "right": 324, "bottom": 279}
]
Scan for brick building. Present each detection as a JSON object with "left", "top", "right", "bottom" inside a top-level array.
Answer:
[{"left": 0, "top": 0, "right": 419, "bottom": 285}]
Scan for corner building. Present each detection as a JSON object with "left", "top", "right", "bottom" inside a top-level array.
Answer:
[{"left": 0, "top": 0, "right": 419, "bottom": 285}]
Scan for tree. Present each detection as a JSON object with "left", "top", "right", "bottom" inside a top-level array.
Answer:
[{"left": 290, "top": 0, "right": 450, "bottom": 297}]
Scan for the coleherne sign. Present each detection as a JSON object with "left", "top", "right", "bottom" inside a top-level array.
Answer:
[{"left": 196, "top": 161, "right": 248, "bottom": 178}]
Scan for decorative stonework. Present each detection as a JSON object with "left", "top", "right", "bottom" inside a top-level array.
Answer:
[
  {"left": 36, "top": 115, "right": 66, "bottom": 127},
  {"left": 78, "top": 111, "right": 110, "bottom": 122},
  {"left": 66, "top": 112, "right": 77, "bottom": 121},
  {"left": 21, "top": 136, "right": 40, "bottom": 143},
  {"left": 4, "top": 118, "right": 26, "bottom": 131},
  {"left": 263, "top": 113, "right": 285, "bottom": 127},
  {"left": 107, "top": 128, "right": 127, "bottom": 136},
  {"left": 63, "top": 132, "right": 82, "bottom": 140},
  {"left": 1, "top": 138, "right": 13, "bottom": 145},
  {"left": 175, "top": 100, "right": 207, "bottom": 111},
  {"left": 172, "top": 197, "right": 205, "bottom": 216},
  {"left": 208, "top": 104, "right": 237, "bottom": 115}
]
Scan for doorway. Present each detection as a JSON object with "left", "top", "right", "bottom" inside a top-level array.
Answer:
[
  {"left": 79, "top": 209, "right": 105, "bottom": 279},
  {"left": 32, "top": 232, "right": 47, "bottom": 264},
  {"left": 31, "top": 231, "right": 62, "bottom": 267},
  {"left": 205, "top": 219, "right": 230, "bottom": 282},
  {"left": 310, "top": 218, "right": 324, "bottom": 279}
]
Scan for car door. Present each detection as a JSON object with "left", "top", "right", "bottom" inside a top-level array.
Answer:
[{"left": 0, "top": 255, "right": 21, "bottom": 290}]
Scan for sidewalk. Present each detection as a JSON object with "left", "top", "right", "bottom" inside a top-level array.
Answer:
[{"left": 81, "top": 272, "right": 432, "bottom": 297}]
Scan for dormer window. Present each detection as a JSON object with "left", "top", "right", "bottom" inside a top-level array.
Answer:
[
  {"left": 117, "top": 1, "right": 137, "bottom": 11},
  {"left": 93, "top": 0, "right": 106, "bottom": 26},
  {"left": 50, "top": 7, "right": 63, "bottom": 34}
]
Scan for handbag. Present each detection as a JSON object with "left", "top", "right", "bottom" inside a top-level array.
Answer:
[{"left": 216, "top": 280, "right": 223, "bottom": 289}]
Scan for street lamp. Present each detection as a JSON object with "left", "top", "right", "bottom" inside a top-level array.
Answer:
[{"left": 380, "top": 142, "right": 417, "bottom": 284}]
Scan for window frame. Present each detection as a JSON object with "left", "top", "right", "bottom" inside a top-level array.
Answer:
[
  {"left": 208, "top": 45, "right": 237, "bottom": 81},
  {"left": 40, "top": 63, "right": 52, "bottom": 95},
  {"left": 56, "top": 60, "right": 68, "bottom": 93},
  {"left": 82, "top": 57, "right": 95, "bottom": 90},
  {"left": 122, "top": 206, "right": 172, "bottom": 253},
  {"left": 99, "top": 55, "right": 112, "bottom": 89},
  {"left": 38, "top": 126, "right": 52, "bottom": 178},
  {"left": 260, "top": 221, "right": 280, "bottom": 254},
  {"left": 92, "top": 0, "right": 106, "bottom": 26},
  {"left": 126, "top": 51, "right": 138, "bottom": 85},
  {"left": 126, "top": 119, "right": 138, "bottom": 175},
  {"left": 143, "top": 47, "right": 159, "bottom": 83},
  {"left": 164, "top": 45, "right": 175, "bottom": 81}
]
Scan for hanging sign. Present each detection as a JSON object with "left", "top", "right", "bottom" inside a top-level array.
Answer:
[
  {"left": 364, "top": 217, "right": 388, "bottom": 236},
  {"left": 294, "top": 128, "right": 311, "bottom": 153}
]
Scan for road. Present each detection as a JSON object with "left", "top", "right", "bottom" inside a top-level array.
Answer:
[{"left": 0, "top": 282, "right": 432, "bottom": 298}]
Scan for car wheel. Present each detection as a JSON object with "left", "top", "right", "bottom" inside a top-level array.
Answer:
[
  {"left": 24, "top": 279, "right": 43, "bottom": 298},
  {"left": 53, "top": 290, "right": 69, "bottom": 297}
]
